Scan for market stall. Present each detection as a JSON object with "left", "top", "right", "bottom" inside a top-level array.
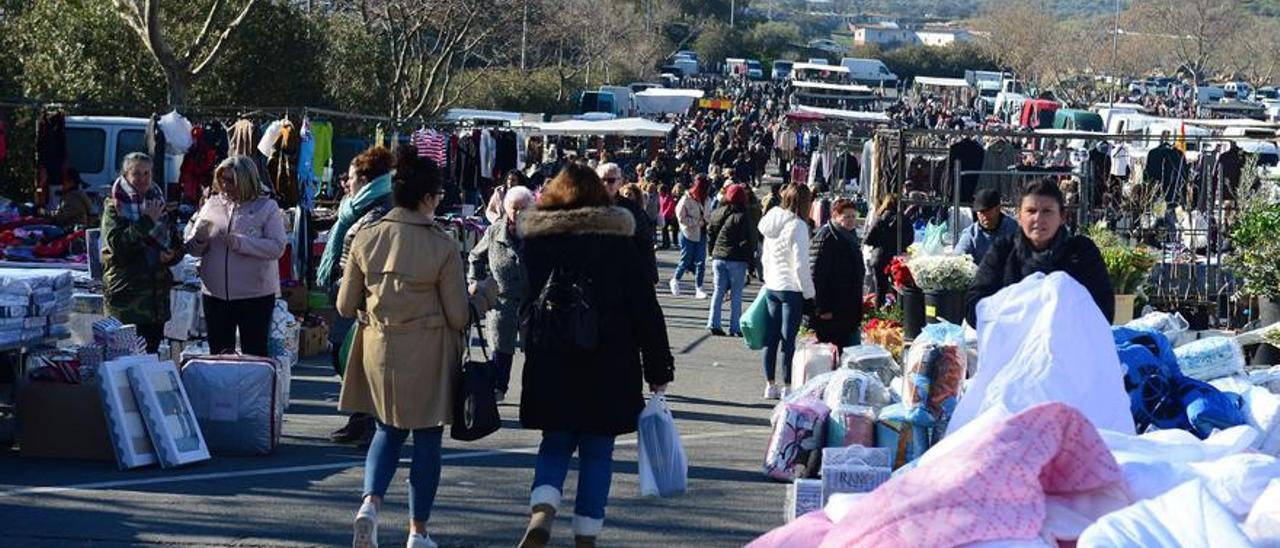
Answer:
[{"left": 633, "top": 89, "right": 705, "bottom": 115}]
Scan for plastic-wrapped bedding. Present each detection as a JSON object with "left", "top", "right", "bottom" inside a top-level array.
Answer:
[
  {"left": 180, "top": 355, "right": 282, "bottom": 455},
  {"left": 1174, "top": 337, "right": 1246, "bottom": 382},
  {"left": 764, "top": 398, "right": 830, "bottom": 481},
  {"left": 840, "top": 344, "right": 899, "bottom": 385}
]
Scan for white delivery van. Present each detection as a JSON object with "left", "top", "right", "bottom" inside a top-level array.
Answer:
[
  {"left": 600, "top": 85, "right": 634, "bottom": 117},
  {"left": 64, "top": 116, "right": 150, "bottom": 201},
  {"left": 840, "top": 58, "right": 898, "bottom": 88},
  {"left": 673, "top": 57, "right": 700, "bottom": 76}
]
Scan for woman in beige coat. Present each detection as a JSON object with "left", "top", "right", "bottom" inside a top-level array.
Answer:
[{"left": 338, "top": 147, "right": 482, "bottom": 548}]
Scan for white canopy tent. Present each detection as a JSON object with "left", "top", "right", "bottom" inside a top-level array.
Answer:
[
  {"left": 914, "top": 76, "right": 969, "bottom": 88},
  {"left": 791, "top": 105, "right": 892, "bottom": 123},
  {"left": 633, "top": 88, "right": 705, "bottom": 115},
  {"left": 527, "top": 117, "right": 675, "bottom": 137},
  {"left": 443, "top": 108, "right": 525, "bottom": 123}
]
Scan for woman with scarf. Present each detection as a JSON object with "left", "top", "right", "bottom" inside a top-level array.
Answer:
[
  {"left": 966, "top": 178, "right": 1113, "bottom": 327},
  {"left": 809, "top": 198, "right": 865, "bottom": 348},
  {"left": 320, "top": 146, "right": 395, "bottom": 445},
  {"left": 100, "top": 152, "right": 182, "bottom": 353}
]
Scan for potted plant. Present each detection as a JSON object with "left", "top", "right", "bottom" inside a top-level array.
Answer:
[
  {"left": 1087, "top": 224, "right": 1157, "bottom": 325},
  {"left": 886, "top": 255, "right": 925, "bottom": 339},
  {"left": 1229, "top": 201, "right": 1280, "bottom": 363},
  {"left": 906, "top": 253, "right": 978, "bottom": 326}
]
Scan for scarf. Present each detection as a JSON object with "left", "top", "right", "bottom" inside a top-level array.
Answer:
[
  {"left": 110, "top": 177, "right": 170, "bottom": 265},
  {"left": 1017, "top": 228, "right": 1069, "bottom": 279},
  {"left": 829, "top": 221, "right": 860, "bottom": 259},
  {"left": 317, "top": 172, "right": 392, "bottom": 288}
]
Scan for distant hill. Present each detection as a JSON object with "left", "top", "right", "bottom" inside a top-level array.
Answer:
[{"left": 840, "top": 0, "right": 1280, "bottom": 19}]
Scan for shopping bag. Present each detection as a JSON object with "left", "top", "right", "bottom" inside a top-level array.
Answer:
[
  {"left": 790, "top": 341, "right": 839, "bottom": 391},
  {"left": 740, "top": 289, "right": 770, "bottom": 351},
  {"left": 451, "top": 308, "right": 501, "bottom": 442},
  {"left": 637, "top": 394, "right": 688, "bottom": 497}
]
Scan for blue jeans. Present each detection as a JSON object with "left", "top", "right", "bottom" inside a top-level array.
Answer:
[
  {"left": 673, "top": 234, "right": 706, "bottom": 289},
  {"left": 532, "top": 431, "right": 617, "bottom": 520},
  {"left": 763, "top": 290, "right": 805, "bottom": 384},
  {"left": 363, "top": 422, "right": 443, "bottom": 522},
  {"left": 707, "top": 259, "right": 748, "bottom": 334}
]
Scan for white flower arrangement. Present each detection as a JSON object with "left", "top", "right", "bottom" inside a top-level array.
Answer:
[{"left": 907, "top": 254, "right": 978, "bottom": 293}]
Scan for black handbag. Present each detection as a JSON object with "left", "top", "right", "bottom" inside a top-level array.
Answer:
[{"left": 451, "top": 306, "right": 501, "bottom": 442}]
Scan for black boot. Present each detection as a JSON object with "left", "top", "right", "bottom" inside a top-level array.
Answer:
[{"left": 330, "top": 412, "right": 372, "bottom": 443}]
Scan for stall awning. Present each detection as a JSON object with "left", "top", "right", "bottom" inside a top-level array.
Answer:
[
  {"left": 634, "top": 89, "right": 705, "bottom": 115},
  {"left": 527, "top": 117, "right": 674, "bottom": 137},
  {"left": 442, "top": 108, "right": 525, "bottom": 122},
  {"left": 914, "top": 76, "right": 969, "bottom": 88},
  {"left": 789, "top": 106, "right": 891, "bottom": 123}
]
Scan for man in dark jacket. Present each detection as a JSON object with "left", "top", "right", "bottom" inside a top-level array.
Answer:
[
  {"left": 598, "top": 163, "right": 658, "bottom": 284},
  {"left": 811, "top": 199, "right": 866, "bottom": 347},
  {"left": 705, "top": 184, "right": 757, "bottom": 336},
  {"left": 966, "top": 179, "right": 1114, "bottom": 327}
]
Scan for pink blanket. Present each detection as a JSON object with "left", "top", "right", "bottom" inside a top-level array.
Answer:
[{"left": 749, "top": 403, "right": 1130, "bottom": 548}]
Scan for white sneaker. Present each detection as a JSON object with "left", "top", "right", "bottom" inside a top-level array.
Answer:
[
  {"left": 354, "top": 501, "right": 378, "bottom": 548},
  {"left": 406, "top": 533, "right": 438, "bottom": 548},
  {"left": 694, "top": 287, "right": 708, "bottom": 300},
  {"left": 668, "top": 278, "right": 681, "bottom": 296},
  {"left": 781, "top": 385, "right": 793, "bottom": 399},
  {"left": 764, "top": 382, "right": 781, "bottom": 400}
]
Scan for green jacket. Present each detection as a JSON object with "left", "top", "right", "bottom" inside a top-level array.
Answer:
[{"left": 100, "top": 200, "right": 181, "bottom": 326}]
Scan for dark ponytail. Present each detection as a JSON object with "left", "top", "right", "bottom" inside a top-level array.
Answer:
[{"left": 391, "top": 145, "right": 442, "bottom": 209}]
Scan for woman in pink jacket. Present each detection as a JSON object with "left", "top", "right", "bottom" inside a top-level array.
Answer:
[{"left": 186, "top": 155, "right": 288, "bottom": 356}]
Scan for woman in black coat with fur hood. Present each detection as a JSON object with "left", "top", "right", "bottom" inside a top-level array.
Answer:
[{"left": 514, "top": 162, "right": 674, "bottom": 548}]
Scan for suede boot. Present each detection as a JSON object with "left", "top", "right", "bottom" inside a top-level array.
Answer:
[{"left": 518, "top": 503, "right": 556, "bottom": 548}]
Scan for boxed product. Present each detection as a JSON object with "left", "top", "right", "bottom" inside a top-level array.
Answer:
[
  {"left": 299, "top": 321, "right": 329, "bottom": 357},
  {"left": 785, "top": 478, "right": 824, "bottom": 522},
  {"left": 822, "top": 463, "right": 892, "bottom": 503}
]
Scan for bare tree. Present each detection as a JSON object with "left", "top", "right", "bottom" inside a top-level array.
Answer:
[
  {"left": 974, "top": 0, "right": 1056, "bottom": 86},
  {"left": 1222, "top": 16, "right": 1280, "bottom": 89},
  {"left": 1126, "top": 0, "right": 1244, "bottom": 85},
  {"left": 353, "top": 0, "right": 521, "bottom": 122},
  {"left": 110, "top": 0, "right": 260, "bottom": 109}
]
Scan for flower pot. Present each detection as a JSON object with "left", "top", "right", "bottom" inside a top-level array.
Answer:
[
  {"left": 1113, "top": 294, "right": 1136, "bottom": 326},
  {"left": 1253, "top": 296, "right": 1280, "bottom": 366},
  {"left": 900, "top": 287, "right": 926, "bottom": 341},
  {"left": 923, "top": 290, "right": 966, "bottom": 325}
]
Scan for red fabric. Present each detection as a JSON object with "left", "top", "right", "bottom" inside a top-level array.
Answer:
[
  {"left": 179, "top": 126, "right": 218, "bottom": 204},
  {"left": 278, "top": 242, "right": 293, "bottom": 282}
]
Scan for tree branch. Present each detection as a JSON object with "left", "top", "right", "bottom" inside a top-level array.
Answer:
[
  {"left": 182, "top": 0, "right": 225, "bottom": 66},
  {"left": 191, "top": 0, "right": 260, "bottom": 76}
]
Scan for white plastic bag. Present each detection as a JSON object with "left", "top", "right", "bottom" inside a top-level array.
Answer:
[
  {"left": 637, "top": 394, "right": 687, "bottom": 497},
  {"left": 791, "top": 341, "right": 838, "bottom": 391},
  {"left": 951, "top": 272, "right": 1135, "bottom": 436},
  {"left": 164, "top": 289, "right": 198, "bottom": 341}
]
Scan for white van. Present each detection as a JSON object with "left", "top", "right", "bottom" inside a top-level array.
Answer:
[
  {"left": 839, "top": 58, "right": 898, "bottom": 88},
  {"left": 599, "top": 85, "right": 633, "bottom": 117},
  {"left": 672, "top": 58, "right": 699, "bottom": 76},
  {"left": 64, "top": 116, "right": 150, "bottom": 200}
]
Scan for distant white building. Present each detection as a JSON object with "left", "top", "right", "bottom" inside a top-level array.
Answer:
[
  {"left": 849, "top": 21, "right": 975, "bottom": 48},
  {"left": 914, "top": 28, "right": 975, "bottom": 47}
]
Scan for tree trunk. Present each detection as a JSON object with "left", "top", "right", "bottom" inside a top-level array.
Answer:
[{"left": 165, "top": 69, "right": 189, "bottom": 112}]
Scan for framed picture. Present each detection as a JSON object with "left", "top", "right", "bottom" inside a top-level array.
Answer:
[
  {"left": 127, "top": 360, "right": 209, "bottom": 468},
  {"left": 97, "top": 355, "right": 159, "bottom": 470}
]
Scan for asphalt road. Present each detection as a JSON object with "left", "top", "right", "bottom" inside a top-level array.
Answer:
[{"left": 0, "top": 248, "right": 788, "bottom": 547}]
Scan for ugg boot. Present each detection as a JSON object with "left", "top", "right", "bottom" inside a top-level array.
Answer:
[
  {"left": 519, "top": 486, "right": 561, "bottom": 548},
  {"left": 574, "top": 535, "right": 597, "bottom": 548},
  {"left": 572, "top": 515, "right": 603, "bottom": 548},
  {"left": 518, "top": 504, "right": 556, "bottom": 548}
]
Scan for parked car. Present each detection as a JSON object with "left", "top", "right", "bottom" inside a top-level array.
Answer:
[
  {"left": 772, "top": 60, "right": 794, "bottom": 81},
  {"left": 578, "top": 91, "right": 616, "bottom": 115},
  {"left": 745, "top": 59, "right": 764, "bottom": 80},
  {"left": 64, "top": 116, "right": 149, "bottom": 202}
]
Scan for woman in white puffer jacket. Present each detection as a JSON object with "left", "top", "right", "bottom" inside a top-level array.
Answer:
[{"left": 756, "top": 183, "right": 815, "bottom": 400}]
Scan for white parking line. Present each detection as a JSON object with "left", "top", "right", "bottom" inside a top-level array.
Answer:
[{"left": 0, "top": 427, "right": 767, "bottom": 497}]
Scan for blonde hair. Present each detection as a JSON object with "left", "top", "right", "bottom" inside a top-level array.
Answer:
[{"left": 214, "top": 155, "right": 263, "bottom": 202}]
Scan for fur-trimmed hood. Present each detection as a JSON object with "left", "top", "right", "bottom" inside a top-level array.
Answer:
[{"left": 518, "top": 206, "right": 635, "bottom": 239}]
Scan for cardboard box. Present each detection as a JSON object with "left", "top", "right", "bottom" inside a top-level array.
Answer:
[
  {"left": 299, "top": 323, "right": 329, "bottom": 357},
  {"left": 282, "top": 285, "right": 309, "bottom": 315},
  {"left": 17, "top": 382, "right": 115, "bottom": 461}
]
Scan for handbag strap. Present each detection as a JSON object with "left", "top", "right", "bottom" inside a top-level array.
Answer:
[{"left": 464, "top": 303, "right": 490, "bottom": 363}]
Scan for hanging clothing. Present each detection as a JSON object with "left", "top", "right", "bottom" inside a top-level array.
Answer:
[
  {"left": 479, "top": 129, "right": 497, "bottom": 180},
  {"left": 310, "top": 121, "right": 334, "bottom": 179},
  {"left": 257, "top": 120, "right": 283, "bottom": 159},
  {"left": 1087, "top": 144, "right": 1112, "bottom": 209},
  {"left": 494, "top": 130, "right": 518, "bottom": 179},
  {"left": 158, "top": 111, "right": 193, "bottom": 154},
  {"left": 1217, "top": 145, "right": 1244, "bottom": 201},
  {"left": 36, "top": 111, "right": 67, "bottom": 191},
  {"left": 860, "top": 141, "right": 874, "bottom": 199},
  {"left": 179, "top": 126, "right": 216, "bottom": 204},
  {"left": 978, "top": 139, "right": 1018, "bottom": 194},
  {"left": 1143, "top": 145, "right": 1186, "bottom": 204},
  {"left": 228, "top": 119, "right": 257, "bottom": 157},
  {"left": 145, "top": 115, "right": 168, "bottom": 189},
  {"left": 1109, "top": 144, "right": 1131, "bottom": 178},
  {"left": 267, "top": 120, "right": 302, "bottom": 208},
  {"left": 298, "top": 120, "right": 317, "bottom": 211},
  {"left": 947, "top": 138, "right": 986, "bottom": 205}
]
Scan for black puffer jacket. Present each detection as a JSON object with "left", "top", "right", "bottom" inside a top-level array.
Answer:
[
  {"left": 617, "top": 196, "right": 658, "bottom": 284},
  {"left": 706, "top": 203, "right": 756, "bottom": 263},
  {"left": 966, "top": 230, "right": 1114, "bottom": 326},
  {"left": 517, "top": 206, "right": 674, "bottom": 436},
  {"left": 810, "top": 222, "right": 865, "bottom": 322}
]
